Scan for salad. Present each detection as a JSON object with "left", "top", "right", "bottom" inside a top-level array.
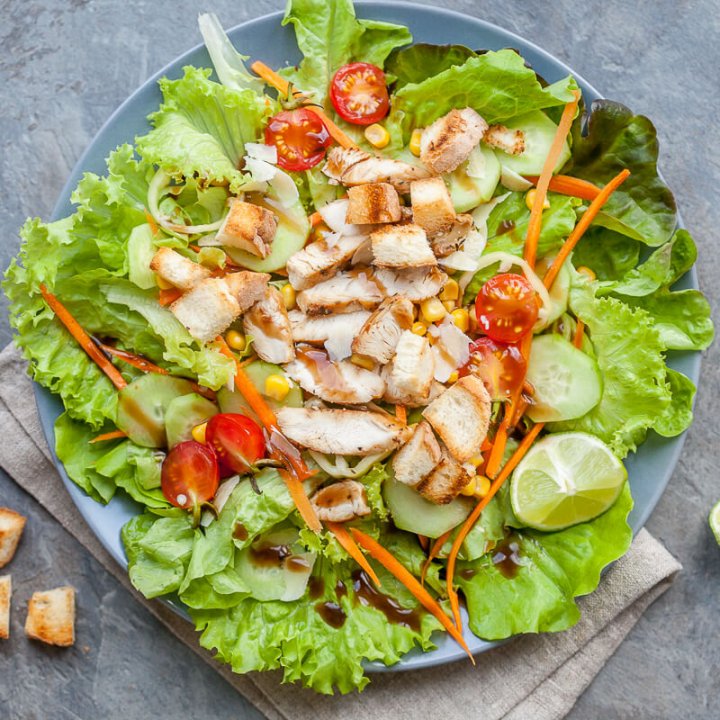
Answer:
[{"left": 4, "top": 0, "right": 714, "bottom": 694}]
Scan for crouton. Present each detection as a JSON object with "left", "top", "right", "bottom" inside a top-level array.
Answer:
[
  {"left": 430, "top": 214, "right": 473, "bottom": 258},
  {"left": 484, "top": 124, "right": 526, "bottom": 156},
  {"left": 0, "top": 575, "right": 10, "bottom": 639},
  {"left": 215, "top": 199, "right": 277, "bottom": 258},
  {"left": 383, "top": 331, "right": 435, "bottom": 405},
  {"left": 410, "top": 178, "right": 456, "bottom": 237},
  {"left": 420, "top": 108, "right": 488, "bottom": 174},
  {"left": 310, "top": 480, "right": 371, "bottom": 523},
  {"left": 25, "top": 586, "right": 75, "bottom": 647},
  {"left": 422, "top": 375, "right": 491, "bottom": 462},
  {"left": 0, "top": 508, "right": 26, "bottom": 569},
  {"left": 371, "top": 224, "right": 437, "bottom": 268},
  {"left": 346, "top": 183, "right": 402, "bottom": 225},
  {"left": 149, "top": 247, "right": 211, "bottom": 290},
  {"left": 243, "top": 287, "right": 295, "bottom": 364},
  {"left": 352, "top": 296, "right": 414, "bottom": 364},
  {"left": 223, "top": 271, "right": 271, "bottom": 314},
  {"left": 416, "top": 450, "right": 471, "bottom": 504},
  {"left": 392, "top": 422, "right": 442, "bottom": 488}
]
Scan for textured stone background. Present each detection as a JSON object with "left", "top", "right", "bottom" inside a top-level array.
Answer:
[{"left": 1, "top": 1, "right": 718, "bottom": 718}]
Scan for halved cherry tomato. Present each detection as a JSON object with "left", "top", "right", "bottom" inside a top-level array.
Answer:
[
  {"left": 460, "top": 338, "right": 526, "bottom": 401},
  {"left": 205, "top": 413, "right": 266, "bottom": 475},
  {"left": 330, "top": 62, "right": 389, "bottom": 125},
  {"left": 474, "top": 273, "right": 539, "bottom": 343},
  {"left": 264, "top": 108, "right": 332, "bottom": 171},
  {"left": 161, "top": 441, "right": 219, "bottom": 509}
]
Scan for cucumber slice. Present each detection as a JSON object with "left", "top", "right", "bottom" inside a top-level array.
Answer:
[
  {"left": 383, "top": 477, "right": 472, "bottom": 538},
  {"left": 534, "top": 257, "right": 571, "bottom": 329},
  {"left": 165, "top": 393, "right": 219, "bottom": 448},
  {"left": 127, "top": 224, "right": 157, "bottom": 290},
  {"left": 495, "top": 110, "right": 571, "bottom": 176},
  {"left": 448, "top": 145, "right": 501, "bottom": 212},
  {"left": 116, "top": 374, "right": 195, "bottom": 448},
  {"left": 236, "top": 526, "right": 316, "bottom": 602},
  {"left": 526, "top": 335, "right": 602, "bottom": 423}
]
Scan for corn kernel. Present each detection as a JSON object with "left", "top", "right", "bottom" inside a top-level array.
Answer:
[
  {"left": 576, "top": 265, "right": 597, "bottom": 281},
  {"left": 469, "top": 455, "right": 484, "bottom": 467},
  {"left": 525, "top": 188, "right": 550, "bottom": 211},
  {"left": 364, "top": 123, "right": 390, "bottom": 149},
  {"left": 350, "top": 353, "right": 375, "bottom": 371},
  {"left": 450, "top": 308, "right": 470, "bottom": 333},
  {"left": 447, "top": 371, "right": 459, "bottom": 384},
  {"left": 475, "top": 475, "right": 491, "bottom": 498},
  {"left": 264, "top": 373, "right": 290, "bottom": 402},
  {"left": 280, "top": 283, "right": 296, "bottom": 310},
  {"left": 460, "top": 478, "right": 477, "bottom": 496},
  {"left": 191, "top": 422, "right": 207, "bottom": 444},
  {"left": 411, "top": 321, "right": 428, "bottom": 336},
  {"left": 409, "top": 128, "right": 423, "bottom": 157},
  {"left": 442, "top": 299, "right": 456, "bottom": 313},
  {"left": 225, "top": 330, "right": 246, "bottom": 352},
  {"left": 440, "top": 279, "right": 460, "bottom": 302},
  {"left": 420, "top": 297, "right": 447, "bottom": 323},
  {"left": 156, "top": 275, "right": 174, "bottom": 290}
]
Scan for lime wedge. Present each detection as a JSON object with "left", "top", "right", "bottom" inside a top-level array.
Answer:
[
  {"left": 510, "top": 432, "right": 627, "bottom": 531},
  {"left": 710, "top": 501, "right": 720, "bottom": 546}
]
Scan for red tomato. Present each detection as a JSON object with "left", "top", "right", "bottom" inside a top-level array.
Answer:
[
  {"left": 205, "top": 413, "right": 266, "bottom": 475},
  {"left": 474, "top": 273, "right": 539, "bottom": 343},
  {"left": 460, "top": 338, "right": 527, "bottom": 401},
  {"left": 161, "top": 441, "right": 219, "bottom": 509},
  {"left": 330, "top": 62, "right": 389, "bottom": 125},
  {"left": 264, "top": 108, "right": 332, "bottom": 171}
]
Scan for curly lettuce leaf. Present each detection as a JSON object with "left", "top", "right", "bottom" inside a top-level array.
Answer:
[
  {"left": 655, "top": 369, "right": 696, "bottom": 437},
  {"left": 385, "top": 43, "right": 477, "bottom": 91},
  {"left": 571, "top": 227, "right": 641, "bottom": 281}
]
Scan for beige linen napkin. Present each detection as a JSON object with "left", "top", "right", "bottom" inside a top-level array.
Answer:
[{"left": 0, "top": 344, "right": 680, "bottom": 719}]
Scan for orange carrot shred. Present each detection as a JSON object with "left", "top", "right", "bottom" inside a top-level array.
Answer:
[
  {"left": 158, "top": 288, "right": 183, "bottom": 306},
  {"left": 309, "top": 210, "right": 323, "bottom": 227},
  {"left": 350, "top": 528, "right": 475, "bottom": 662},
  {"left": 280, "top": 470, "right": 322, "bottom": 533},
  {"left": 39, "top": 284, "right": 127, "bottom": 390},
  {"left": 98, "top": 343, "right": 169, "bottom": 375},
  {"left": 421, "top": 530, "right": 451, "bottom": 587},
  {"left": 326, "top": 522, "right": 382, "bottom": 587},
  {"left": 251, "top": 60, "right": 292, "bottom": 96},
  {"left": 395, "top": 405, "right": 407, "bottom": 425},
  {"left": 89, "top": 429, "right": 127, "bottom": 444},
  {"left": 573, "top": 319, "right": 586, "bottom": 349},
  {"left": 417, "top": 534, "right": 430, "bottom": 552},
  {"left": 523, "top": 175, "right": 601, "bottom": 202},
  {"left": 144, "top": 209, "right": 160, "bottom": 237}
]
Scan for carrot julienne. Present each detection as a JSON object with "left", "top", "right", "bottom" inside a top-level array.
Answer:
[
  {"left": 573, "top": 319, "right": 586, "bottom": 348},
  {"left": 144, "top": 209, "right": 160, "bottom": 237},
  {"left": 97, "top": 343, "right": 169, "bottom": 375},
  {"left": 417, "top": 534, "right": 429, "bottom": 552},
  {"left": 421, "top": 529, "right": 451, "bottom": 587},
  {"left": 524, "top": 175, "right": 601, "bottom": 202},
  {"left": 89, "top": 429, "right": 127, "bottom": 444},
  {"left": 158, "top": 288, "right": 183, "bottom": 306},
  {"left": 326, "top": 522, "right": 382, "bottom": 587},
  {"left": 280, "top": 470, "right": 322, "bottom": 533},
  {"left": 349, "top": 528, "right": 475, "bottom": 662},
  {"left": 395, "top": 404, "right": 407, "bottom": 424}
]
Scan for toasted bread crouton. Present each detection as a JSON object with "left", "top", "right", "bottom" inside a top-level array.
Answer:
[
  {"left": 352, "top": 296, "right": 414, "bottom": 364},
  {"left": 0, "top": 508, "right": 26, "bottom": 569},
  {"left": 310, "top": 480, "right": 371, "bottom": 523},
  {"left": 170, "top": 278, "right": 240, "bottom": 343},
  {"left": 243, "top": 287, "right": 295, "bottom": 364},
  {"left": 420, "top": 108, "right": 488, "bottom": 174},
  {"left": 215, "top": 199, "right": 277, "bottom": 258},
  {"left": 410, "top": 178, "right": 456, "bottom": 237},
  {"left": 417, "top": 449, "right": 471, "bottom": 504},
  {"left": 422, "top": 375, "right": 491, "bottom": 462},
  {"left": 430, "top": 213, "right": 473, "bottom": 258},
  {"left": 223, "top": 271, "right": 271, "bottom": 314},
  {"left": 25, "top": 586, "right": 75, "bottom": 647},
  {"left": 484, "top": 124, "right": 525, "bottom": 156},
  {"left": 383, "top": 331, "right": 435, "bottom": 405},
  {"left": 371, "top": 224, "right": 437, "bottom": 268},
  {"left": 149, "top": 247, "right": 211, "bottom": 290},
  {"left": 346, "top": 183, "right": 402, "bottom": 225},
  {"left": 392, "top": 422, "right": 442, "bottom": 488},
  {"left": 0, "top": 575, "right": 10, "bottom": 639},
  {"left": 287, "top": 234, "right": 367, "bottom": 291}
]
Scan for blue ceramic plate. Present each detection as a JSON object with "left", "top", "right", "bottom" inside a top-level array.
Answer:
[{"left": 34, "top": 1, "right": 700, "bottom": 671}]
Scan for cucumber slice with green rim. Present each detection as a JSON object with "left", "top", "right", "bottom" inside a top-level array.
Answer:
[
  {"left": 164, "top": 393, "right": 219, "bottom": 448},
  {"left": 127, "top": 224, "right": 157, "bottom": 290},
  {"left": 525, "top": 334, "right": 602, "bottom": 423},
  {"left": 534, "top": 257, "right": 571, "bottom": 329},
  {"left": 448, "top": 145, "right": 501, "bottom": 212}
]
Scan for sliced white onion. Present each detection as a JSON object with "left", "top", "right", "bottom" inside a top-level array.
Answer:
[
  {"left": 318, "top": 199, "right": 365, "bottom": 236},
  {"left": 244, "top": 157, "right": 277, "bottom": 183},
  {"left": 267, "top": 167, "right": 300, "bottom": 207},
  {"left": 245, "top": 142, "right": 277, "bottom": 164},
  {"left": 500, "top": 166, "right": 533, "bottom": 191},
  {"left": 324, "top": 324, "right": 356, "bottom": 361},
  {"left": 438, "top": 250, "right": 479, "bottom": 272},
  {"left": 197, "top": 232, "right": 223, "bottom": 247},
  {"left": 200, "top": 475, "right": 240, "bottom": 527},
  {"left": 466, "top": 146, "right": 486, "bottom": 179},
  {"left": 307, "top": 450, "right": 392, "bottom": 479},
  {"left": 431, "top": 317, "right": 472, "bottom": 382}
]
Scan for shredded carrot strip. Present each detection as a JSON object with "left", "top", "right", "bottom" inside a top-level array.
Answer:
[
  {"left": 523, "top": 91, "right": 580, "bottom": 269},
  {"left": 543, "top": 168, "right": 631, "bottom": 290},
  {"left": 573, "top": 319, "right": 586, "bottom": 349},
  {"left": 98, "top": 343, "right": 168, "bottom": 375},
  {"left": 326, "top": 522, "right": 382, "bottom": 587},
  {"left": 158, "top": 288, "right": 183, "bottom": 306},
  {"left": 309, "top": 211, "right": 323, "bottom": 227},
  {"left": 144, "top": 209, "right": 160, "bottom": 237},
  {"left": 524, "top": 175, "right": 601, "bottom": 202},
  {"left": 251, "top": 60, "right": 292, "bottom": 96},
  {"left": 280, "top": 470, "right": 322, "bottom": 533},
  {"left": 481, "top": 437, "right": 493, "bottom": 453},
  {"left": 417, "top": 534, "right": 429, "bottom": 552},
  {"left": 305, "top": 107, "right": 357, "bottom": 149},
  {"left": 39, "top": 285, "right": 127, "bottom": 390},
  {"left": 395, "top": 405, "right": 407, "bottom": 425},
  {"left": 484, "top": 412, "right": 509, "bottom": 479},
  {"left": 350, "top": 528, "right": 474, "bottom": 662},
  {"left": 89, "top": 429, "right": 127, "bottom": 444},
  {"left": 421, "top": 530, "right": 451, "bottom": 587}
]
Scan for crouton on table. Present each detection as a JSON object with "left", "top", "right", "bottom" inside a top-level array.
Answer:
[
  {"left": 0, "top": 508, "right": 26, "bottom": 569},
  {"left": 0, "top": 575, "right": 10, "bottom": 640},
  {"left": 25, "top": 586, "right": 75, "bottom": 647}
]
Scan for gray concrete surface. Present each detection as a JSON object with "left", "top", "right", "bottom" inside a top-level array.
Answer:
[{"left": 0, "top": 1, "right": 718, "bottom": 718}]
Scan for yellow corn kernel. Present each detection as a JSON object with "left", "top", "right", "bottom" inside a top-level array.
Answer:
[
  {"left": 191, "top": 422, "right": 207, "bottom": 444},
  {"left": 450, "top": 308, "right": 470, "bottom": 333},
  {"left": 225, "top": 330, "right": 246, "bottom": 352},
  {"left": 280, "top": 283, "right": 296, "bottom": 310},
  {"left": 411, "top": 321, "right": 428, "bottom": 336},
  {"left": 460, "top": 478, "right": 478, "bottom": 496},
  {"left": 576, "top": 265, "right": 597, "bottom": 281},
  {"left": 420, "top": 297, "right": 447, "bottom": 323},
  {"left": 156, "top": 275, "right": 173, "bottom": 290},
  {"left": 409, "top": 128, "right": 423, "bottom": 157},
  {"left": 525, "top": 188, "right": 550, "bottom": 211},
  {"left": 264, "top": 373, "right": 290, "bottom": 402},
  {"left": 469, "top": 455, "right": 484, "bottom": 467},
  {"left": 447, "top": 371, "right": 459, "bottom": 384},
  {"left": 440, "top": 278, "right": 460, "bottom": 302},
  {"left": 442, "top": 299, "right": 456, "bottom": 313},
  {"left": 350, "top": 353, "right": 375, "bottom": 371},
  {"left": 364, "top": 123, "right": 390, "bottom": 149},
  {"left": 474, "top": 475, "right": 492, "bottom": 498}
]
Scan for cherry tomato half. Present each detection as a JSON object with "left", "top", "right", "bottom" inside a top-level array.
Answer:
[
  {"left": 460, "top": 338, "right": 527, "bottom": 401},
  {"left": 474, "top": 273, "right": 539, "bottom": 343},
  {"left": 205, "top": 413, "right": 266, "bottom": 475},
  {"left": 330, "top": 62, "right": 390, "bottom": 125},
  {"left": 161, "top": 441, "right": 219, "bottom": 509},
  {"left": 264, "top": 108, "right": 332, "bottom": 171}
]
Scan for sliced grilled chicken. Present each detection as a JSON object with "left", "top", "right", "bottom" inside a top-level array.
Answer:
[
  {"left": 310, "top": 480, "right": 371, "bottom": 523},
  {"left": 420, "top": 108, "right": 488, "bottom": 174},
  {"left": 284, "top": 347, "right": 385, "bottom": 405},
  {"left": 371, "top": 224, "right": 437, "bottom": 268},
  {"left": 374, "top": 266, "right": 447, "bottom": 302},
  {"left": 430, "top": 213, "right": 473, "bottom": 257},
  {"left": 346, "top": 183, "right": 402, "bottom": 224},
  {"left": 416, "top": 448, "right": 471, "bottom": 504},
  {"left": 276, "top": 407, "right": 411, "bottom": 455},
  {"left": 286, "top": 234, "right": 367, "bottom": 291},
  {"left": 352, "top": 296, "right": 414, "bottom": 364},
  {"left": 296, "top": 270, "right": 383, "bottom": 315},
  {"left": 150, "top": 247, "right": 211, "bottom": 290},
  {"left": 392, "top": 421, "right": 443, "bottom": 488},
  {"left": 288, "top": 310, "right": 372, "bottom": 364},
  {"left": 383, "top": 331, "right": 435, "bottom": 405},
  {"left": 429, "top": 317, "right": 472, "bottom": 382},
  {"left": 215, "top": 198, "right": 277, "bottom": 258},
  {"left": 242, "top": 287, "right": 294, "bottom": 364},
  {"left": 484, "top": 124, "right": 525, "bottom": 155}
]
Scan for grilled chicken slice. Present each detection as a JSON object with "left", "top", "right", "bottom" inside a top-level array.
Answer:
[
  {"left": 420, "top": 108, "right": 488, "bottom": 174},
  {"left": 310, "top": 480, "right": 371, "bottom": 523},
  {"left": 392, "top": 421, "right": 442, "bottom": 489},
  {"left": 371, "top": 224, "right": 437, "bottom": 268},
  {"left": 352, "top": 296, "right": 414, "bottom": 364},
  {"left": 242, "top": 287, "right": 294, "bottom": 364},
  {"left": 429, "top": 317, "right": 472, "bottom": 382},
  {"left": 296, "top": 270, "right": 383, "bottom": 315},
  {"left": 323, "top": 146, "right": 430, "bottom": 193},
  {"left": 416, "top": 448, "right": 471, "bottom": 504},
  {"left": 484, "top": 124, "right": 525, "bottom": 155},
  {"left": 284, "top": 347, "right": 385, "bottom": 405},
  {"left": 215, "top": 198, "right": 277, "bottom": 258},
  {"left": 150, "top": 247, "right": 211, "bottom": 290},
  {"left": 346, "top": 183, "right": 402, "bottom": 224},
  {"left": 430, "top": 213, "right": 473, "bottom": 257},
  {"left": 288, "top": 310, "right": 371, "bottom": 362},
  {"left": 383, "top": 331, "right": 435, "bottom": 405},
  {"left": 276, "top": 407, "right": 411, "bottom": 455},
  {"left": 374, "top": 266, "right": 447, "bottom": 302},
  {"left": 286, "top": 234, "right": 368, "bottom": 291}
]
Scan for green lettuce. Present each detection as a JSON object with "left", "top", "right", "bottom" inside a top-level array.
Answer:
[
  {"left": 571, "top": 227, "right": 640, "bottom": 281},
  {"left": 655, "top": 369, "right": 696, "bottom": 437},
  {"left": 385, "top": 43, "right": 477, "bottom": 90}
]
